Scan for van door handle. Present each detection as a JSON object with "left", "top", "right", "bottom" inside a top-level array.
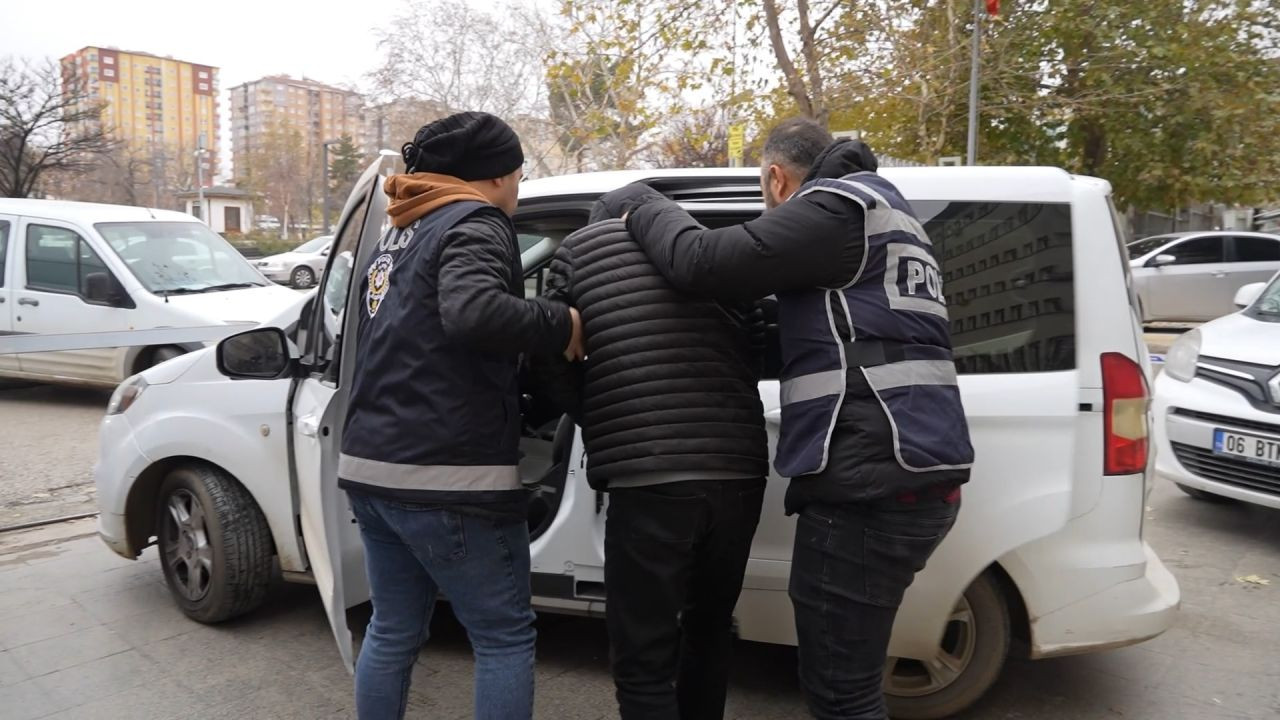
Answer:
[
  {"left": 298, "top": 415, "right": 319, "bottom": 437},
  {"left": 1211, "top": 271, "right": 1227, "bottom": 278},
  {"left": 18, "top": 298, "right": 38, "bottom": 307}
]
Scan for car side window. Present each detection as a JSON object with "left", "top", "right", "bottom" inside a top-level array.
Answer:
[
  {"left": 25, "top": 224, "right": 113, "bottom": 301},
  {"left": 1166, "top": 236, "right": 1224, "bottom": 265},
  {"left": 0, "top": 220, "right": 9, "bottom": 287},
  {"left": 318, "top": 191, "right": 370, "bottom": 354},
  {"left": 1233, "top": 236, "right": 1280, "bottom": 262}
]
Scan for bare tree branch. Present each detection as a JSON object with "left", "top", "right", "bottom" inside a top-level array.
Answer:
[{"left": 0, "top": 57, "right": 115, "bottom": 198}]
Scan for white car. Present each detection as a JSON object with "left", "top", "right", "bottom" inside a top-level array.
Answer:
[
  {"left": 0, "top": 199, "right": 301, "bottom": 388},
  {"left": 1127, "top": 231, "right": 1280, "bottom": 322},
  {"left": 93, "top": 158, "right": 1179, "bottom": 719},
  {"left": 254, "top": 235, "right": 333, "bottom": 289},
  {"left": 1153, "top": 273, "right": 1280, "bottom": 506}
]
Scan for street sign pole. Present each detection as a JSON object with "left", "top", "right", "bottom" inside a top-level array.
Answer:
[{"left": 966, "top": 0, "right": 982, "bottom": 166}]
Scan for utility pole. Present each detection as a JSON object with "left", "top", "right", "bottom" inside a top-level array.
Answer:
[
  {"left": 320, "top": 138, "right": 341, "bottom": 234},
  {"left": 194, "top": 133, "right": 207, "bottom": 224},
  {"left": 966, "top": 0, "right": 983, "bottom": 166}
]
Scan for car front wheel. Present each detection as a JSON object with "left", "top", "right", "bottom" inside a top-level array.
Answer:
[
  {"left": 885, "top": 571, "right": 1011, "bottom": 720},
  {"left": 156, "top": 464, "right": 274, "bottom": 623}
]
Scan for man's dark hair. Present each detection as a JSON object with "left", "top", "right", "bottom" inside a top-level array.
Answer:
[{"left": 761, "top": 118, "right": 834, "bottom": 174}]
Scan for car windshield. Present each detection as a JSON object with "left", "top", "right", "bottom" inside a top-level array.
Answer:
[
  {"left": 95, "top": 221, "right": 269, "bottom": 294},
  {"left": 1126, "top": 235, "right": 1174, "bottom": 259},
  {"left": 294, "top": 235, "right": 331, "bottom": 254}
]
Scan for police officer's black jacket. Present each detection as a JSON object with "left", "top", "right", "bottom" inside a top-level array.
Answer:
[
  {"left": 531, "top": 211, "right": 768, "bottom": 490},
  {"left": 613, "top": 141, "right": 970, "bottom": 512},
  {"left": 339, "top": 192, "right": 573, "bottom": 512}
]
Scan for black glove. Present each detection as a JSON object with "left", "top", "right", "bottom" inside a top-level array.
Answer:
[
  {"left": 592, "top": 182, "right": 667, "bottom": 223},
  {"left": 804, "top": 138, "right": 880, "bottom": 183}
]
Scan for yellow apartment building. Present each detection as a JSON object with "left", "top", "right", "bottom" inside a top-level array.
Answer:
[{"left": 61, "top": 46, "right": 220, "bottom": 181}]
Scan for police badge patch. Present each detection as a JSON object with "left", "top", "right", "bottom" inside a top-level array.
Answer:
[{"left": 367, "top": 253, "right": 394, "bottom": 318}]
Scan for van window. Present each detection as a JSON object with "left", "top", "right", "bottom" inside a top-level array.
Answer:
[
  {"left": 96, "top": 222, "right": 266, "bottom": 293},
  {"left": 0, "top": 221, "right": 8, "bottom": 287},
  {"left": 25, "top": 225, "right": 111, "bottom": 299},
  {"left": 913, "top": 201, "right": 1074, "bottom": 374}
]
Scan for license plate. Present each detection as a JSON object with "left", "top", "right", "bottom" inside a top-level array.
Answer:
[{"left": 1213, "top": 429, "right": 1280, "bottom": 468}]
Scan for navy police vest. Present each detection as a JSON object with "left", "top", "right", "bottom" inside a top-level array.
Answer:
[
  {"left": 340, "top": 200, "right": 527, "bottom": 497},
  {"left": 774, "top": 172, "right": 975, "bottom": 478}
]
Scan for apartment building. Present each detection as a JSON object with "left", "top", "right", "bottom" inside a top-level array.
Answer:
[
  {"left": 229, "top": 76, "right": 365, "bottom": 180},
  {"left": 60, "top": 47, "right": 219, "bottom": 179}
]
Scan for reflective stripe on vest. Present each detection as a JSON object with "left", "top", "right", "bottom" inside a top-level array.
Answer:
[{"left": 773, "top": 173, "right": 974, "bottom": 478}]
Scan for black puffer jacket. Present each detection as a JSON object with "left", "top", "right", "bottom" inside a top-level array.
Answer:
[{"left": 534, "top": 217, "right": 768, "bottom": 489}]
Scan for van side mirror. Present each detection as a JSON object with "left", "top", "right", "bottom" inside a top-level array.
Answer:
[
  {"left": 216, "top": 327, "right": 294, "bottom": 379},
  {"left": 1234, "top": 282, "right": 1266, "bottom": 309},
  {"left": 84, "top": 272, "right": 134, "bottom": 308},
  {"left": 1147, "top": 254, "right": 1177, "bottom": 268}
]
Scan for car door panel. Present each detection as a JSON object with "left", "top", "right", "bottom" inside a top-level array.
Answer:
[
  {"left": 292, "top": 156, "right": 386, "bottom": 670},
  {"left": 14, "top": 219, "right": 135, "bottom": 383},
  {"left": 0, "top": 215, "right": 17, "bottom": 373},
  {"left": 1146, "top": 235, "right": 1228, "bottom": 321}
]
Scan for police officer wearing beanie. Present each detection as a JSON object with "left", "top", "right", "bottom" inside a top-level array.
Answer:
[{"left": 339, "top": 111, "right": 583, "bottom": 720}]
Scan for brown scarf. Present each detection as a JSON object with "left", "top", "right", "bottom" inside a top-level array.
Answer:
[{"left": 384, "top": 172, "right": 490, "bottom": 228}]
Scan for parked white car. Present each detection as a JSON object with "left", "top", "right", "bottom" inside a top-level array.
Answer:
[
  {"left": 1153, "top": 273, "right": 1280, "bottom": 506},
  {"left": 0, "top": 199, "right": 301, "bottom": 388},
  {"left": 1127, "top": 231, "right": 1280, "bottom": 322},
  {"left": 94, "top": 158, "right": 1178, "bottom": 719},
  {"left": 254, "top": 235, "right": 333, "bottom": 289}
]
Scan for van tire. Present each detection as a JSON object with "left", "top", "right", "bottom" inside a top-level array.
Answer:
[
  {"left": 1176, "top": 483, "right": 1234, "bottom": 503},
  {"left": 885, "top": 571, "right": 1011, "bottom": 720},
  {"left": 148, "top": 346, "right": 184, "bottom": 369},
  {"left": 155, "top": 464, "right": 273, "bottom": 623}
]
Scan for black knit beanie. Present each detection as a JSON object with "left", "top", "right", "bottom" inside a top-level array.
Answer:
[{"left": 401, "top": 111, "right": 524, "bottom": 181}]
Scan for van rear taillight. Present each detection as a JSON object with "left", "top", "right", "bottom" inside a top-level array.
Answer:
[{"left": 1102, "top": 352, "right": 1149, "bottom": 475}]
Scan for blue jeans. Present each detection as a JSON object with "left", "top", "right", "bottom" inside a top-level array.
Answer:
[
  {"left": 348, "top": 492, "right": 537, "bottom": 720},
  {"left": 789, "top": 492, "right": 960, "bottom": 720}
]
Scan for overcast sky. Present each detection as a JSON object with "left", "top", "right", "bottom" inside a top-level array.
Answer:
[{"left": 2, "top": 0, "right": 418, "bottom": 178}]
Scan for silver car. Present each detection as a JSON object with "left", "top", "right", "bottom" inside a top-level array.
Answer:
[
  {"left": 254, "top": 234, "right": 333, "bottom": 289},
  {"left": 1128, "top": 231, "right": 1280, "bottom": 322}
]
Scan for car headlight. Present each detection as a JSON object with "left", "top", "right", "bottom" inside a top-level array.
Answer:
[
  {"left": 107, "top": 376, "right": 149, "bottom": 415},
  {"left": 1163, "top": 329, "right": 1200, "bottom": 383}
]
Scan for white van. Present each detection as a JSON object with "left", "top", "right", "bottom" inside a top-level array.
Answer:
[
  {"left": 0, "top": 199, "right": 302, "bottom": 388},
  {"left": 93, "top": 156, "right": 1179, "bottom": 719}
]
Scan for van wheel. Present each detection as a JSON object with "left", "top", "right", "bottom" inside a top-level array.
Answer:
[
  {"left": 290, "top": 266, "right": 316, "bottom": 289},
  {"left": 1176, "top": 483, "right": 1234, "bottom": 503},
  {"left": 156, "top": 464, "right": 273, "bottom": 623},
  {"left": 885, "top": 572, "right": 1011, "bottom": 720},
  {"left": 148, "top": 347, "right": 184, "bottom": 369}
]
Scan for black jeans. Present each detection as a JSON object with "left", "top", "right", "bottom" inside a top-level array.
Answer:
[
  {"left": 605, "top": 479, "right": 767, "bottom": 720},
  {"left": 789, "top": 493, "right": 961, "bottom": 720}
]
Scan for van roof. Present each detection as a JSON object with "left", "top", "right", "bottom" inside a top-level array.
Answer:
[
  {"left": 0, "top": 198, "right": 198, "bottom": 226},
  {"left": 520, "top": 166, "right": 1109, "bottom": 203}
]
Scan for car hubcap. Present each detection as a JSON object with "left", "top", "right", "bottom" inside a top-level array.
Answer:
[
  {"left": 162, "top": 489, "right": 213, "bottom": 602},
  {"left": 296, "top": 269, "right": 314, "bottom": 287},
  {"left": 885, "top": 594, "right": 977, "bottom": 697}
]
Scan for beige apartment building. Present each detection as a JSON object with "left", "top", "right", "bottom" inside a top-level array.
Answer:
[
  {"left": 229, "top": 76, "right": 364, "bottom": 181},
  {"left": 60, "top": 47, "right": 219, "bottom": 179}
]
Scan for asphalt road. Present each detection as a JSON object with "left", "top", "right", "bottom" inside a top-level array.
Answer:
[{"left": 0, "top": 384, "right": 109, "bottom": 528}]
